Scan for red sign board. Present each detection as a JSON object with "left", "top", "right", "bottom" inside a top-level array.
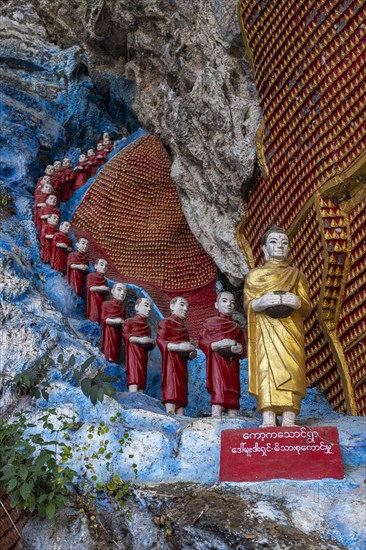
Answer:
[{"left": 219, "top": 426, "right": 344, "bottom": 482}]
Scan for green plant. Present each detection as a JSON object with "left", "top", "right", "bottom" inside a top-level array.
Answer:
[
  {"left": 0, "top": 409, "right": 77, "bottom": 518},
  {"left": 59, "top": 354, "right": 119, "bottom": 405},
  {"left": 8, "top": 353, "right": 118, "bottom": 406},
  {"left": 0, "top": 182, "right": 11, "bottom": 207},
  {"left": 66, "top": 414, "right": 137, "bottom": 518},
  {"left": 9, "top": 355, "right": 53, "bottom": 401}
]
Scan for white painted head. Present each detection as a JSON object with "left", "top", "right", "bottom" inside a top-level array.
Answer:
[
  {"left": 135, "top": 297, "right": 152, "bottom": 318},
  {"left": 45, "top": 165, "right": 55, "bottom": 175},
  {"left": 170, "top": 296, "right": 189, "bottom": 319},
  {"left": 111, "top": 282, "right": 127, "bottom": 302},
  {"left": 94, "top": 258, "right": 107, "bottom": 274},
  {"left": 262, "top": 227, "right": 289, "bottom": 262},
  {"left": 48, "top": 213, "right": 59, "bottom": 226},
  {"left": 215, "top": 291, "right": 236, "bottom": 316},
  {"left": 76, "top": 237, "right": 89, "bottom": 253},
  {"left": 46, "top": 194, "right": 58, "bottom": 206},
  {"left": 60, "top": 221, "right": 71, "bottom": 233}
]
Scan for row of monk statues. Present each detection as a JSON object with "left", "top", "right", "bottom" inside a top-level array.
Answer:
[
  {"left": 34, "top": 132, "right": 114, "bottom": 209},
  {"left": 33, "top": 147, "right": 311, "bottom": 427},
  {"left": 33, "top": 133, "right": 115, "bottom": 271}
]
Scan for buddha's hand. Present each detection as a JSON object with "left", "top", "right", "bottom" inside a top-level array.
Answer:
[
  {"left": 252, "top": 292, "right": 281, "bottom": 312},
  {"left": 180, "top": 342, "right": 196, "bottom": 352},
  {"left": 139, "top": 336, "right": 153, "bottom": 344},
  {"left": 281, "top": 292, "right": 301, "bottom": 309}
]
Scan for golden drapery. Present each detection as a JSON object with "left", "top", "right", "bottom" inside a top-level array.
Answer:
[{"left": 244, "top": 260, "right": 312, "bottom": 413}]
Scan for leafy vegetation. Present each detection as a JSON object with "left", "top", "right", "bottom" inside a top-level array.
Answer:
[
  {"left": 1, "top": 356, "right": 137, "bottom": 520},
  {"left": 0, "top": 181, "right": 11, "bottom": 207},
  {"left": 8, "top": 352, "right": 119, "bottom": 406},
  {"left": 0, "top": 410, "right": 77, "bottom": 518},
  {"left": 59, "top": 353, "right": 118, "bottom": 405},
  {"left": 10, "top": 355, "right": 52, "bottom": 401}
]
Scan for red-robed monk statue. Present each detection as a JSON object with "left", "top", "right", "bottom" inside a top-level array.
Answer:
[
  {"left": 60, "top": 157, "right": 75, "bottom": 202},
  {"left": 73, "top": 153, "right": 90, "bottom": 191},
  {"left": 100, "top": 282, "right": 127, "bottom": 363},
  {"left": 66, "top": 237, "right": 89, "bottom": 296},
  {"left": 96, "top": 142, "right": 108, "bottom": 166},
  {"left": 51, "top": 221, "right": 73, "bottom": 274},
  {"left": 86, "top": 258, "right": 109, "bottom": 323},
  {"left": 38, "top": 194, "right": 59, "bottom": 233},
  {"left": 87, "top": 148, "right": 98, "bottom": 178},
  {"left": 40, "top": 213, "right": 59, "bottom": 263},
  {"left": 34, "top": 181, "right": 54, "bottom": 227},
  {"left": 123, "top": 297, "right": 155, "bottom": 393},
  {"left": 36, "top": 165, "right": 54, "bottom": 188},
  {"left": 199, "top": 291, "right": 246, "bottom": 418},
  {"left": 157, "top": 297, "right": 196, "bottom": 415}
]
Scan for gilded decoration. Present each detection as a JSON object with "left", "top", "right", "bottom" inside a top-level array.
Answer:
[{"left": 237, "top": 0, "right": 366, "bottom": 414}]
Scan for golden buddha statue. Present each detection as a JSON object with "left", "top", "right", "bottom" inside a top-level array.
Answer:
[{"left": 244, "top": 226, "right": 312, "bottom": 427}]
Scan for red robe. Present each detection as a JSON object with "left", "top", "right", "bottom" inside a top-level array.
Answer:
[
  {"left": 199, "top": 313, "right": 247, "bottom": 410},
  {"left": 36, "top": 176, "right": 46, "bottom": 188},
  {"left": 34, "top": 191, "right": 51, "bottom": 226},
  {"left": 73, "top": 161, "right": 90, "bottom": 190},
  {"left": 123, "top": 315, "right": 154, "bottom": 389},
  {"left": 96, "top": 151, "right": 108, "bottom": 166},
  {"left": 86, "top": 272, "right": 108, "bottom": 323},
  {"left": 103, "top": 143, "right": 114, "bottom": 154},
  {"left": 51, "top": 231, "right": 72, "bottom": 273},
  {"left": 157, "top": 314, "right": 191, "bottom": 407},
  {"left": 88, "top": 155, "right": 99, "bottom": 177},
  {"left": 60, "top": 168, "right": 76, "bottom": 202},
  {"left": 66, "top": 251, "right": 88, "bottom": 296},
  {"left": 37, "top": 205, "right": 60, "bottom": 233},
  {"left": 40, "top": 224, "right": 57, "bottom": 263},
  {"left": 100, "top": 298, "right": 126, "bottom": 363}
]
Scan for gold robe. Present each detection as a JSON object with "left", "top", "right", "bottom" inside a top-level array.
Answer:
[{"left": 244, "top": 260, "right": 312, "bottom": 413}]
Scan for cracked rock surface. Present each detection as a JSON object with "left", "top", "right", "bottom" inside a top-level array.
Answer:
[{"left": 27, "top": 0, "right": 261, "bottom": 281}]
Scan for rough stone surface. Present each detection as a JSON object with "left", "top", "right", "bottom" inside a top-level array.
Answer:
[
  {"left": 22, "top": 486, "right": 348, "bottom": 549},
  {"left": 27, "top": 0, "right": 260, "bottom": 281},
  {"left": 1, "top": 3, "right": 365, "bottom": 550},
  {"left": 21, "top": 508, "right": 94, "bottom": 550}
]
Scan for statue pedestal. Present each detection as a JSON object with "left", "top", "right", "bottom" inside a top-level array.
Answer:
[{"left": 219, "top": 426, "right": 343, "bottom": 482}]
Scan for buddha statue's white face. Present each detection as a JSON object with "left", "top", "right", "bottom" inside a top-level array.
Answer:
[
  {"left": 60, "top": 221, "right": 71, "bottom": 233},
  {"left": 79, "top": 154, "right": 87, "bottom": 162},
  {"left": 48, "top": 214, "right": 59, "bottom": 225},
  {"left": 263, "top": 232, "right": 289, "bottom": 261},
  {"left": 170, "top": 297, "right": 189, "bottom": 319},
  {"left": 42, "top": 183, "right": 53, "bottom": 194},
  {"left": 135, "top": 298, "right": 152, "bottom": 318},
  {"left": 62, "top": 158, "right": 71, "bottom": 168},
  {"left": 76, "top": 238, "right": 89, "bottom": 253},
  {"left": 46, "top": 195, "right": 57, "bottom": 206},
  {"left": 45, "top": 165, "right": 54, "bottom": 175},
  {"left": 87, "top": 149, "right": 95, "bottom": 157},
  {"left": 54, "top": 161, "right": 62, "bottom": 170},
  {"left": 111, "top": 283, "right": 126, "bottom": 302},
  {"left": 215, "top": 292, "right": 235, "bottom": 316},
  {"left": 95, "top": 258, "right": 107, "bottom": 274}
]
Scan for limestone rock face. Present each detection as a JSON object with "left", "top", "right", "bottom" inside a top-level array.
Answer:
[{"left": 29, "top": 0, "right": 261, "bottom": 282}]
